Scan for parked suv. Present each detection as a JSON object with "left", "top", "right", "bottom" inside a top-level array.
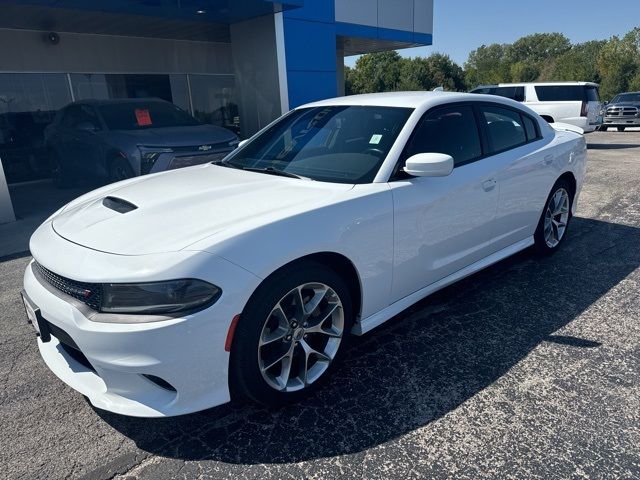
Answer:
[
  {"left": 601, "top": 92, "right": 640, "bottom": 131},
  {"left": 45, "top": 98, "right": 239, "bottom": 187},
  {"left": 470, "top": 82, "right": 602, "bottom": 133}
]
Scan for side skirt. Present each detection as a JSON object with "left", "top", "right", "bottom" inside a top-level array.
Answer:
[{"left": 352, "top": 236, "right": 535, "bottom": 335}]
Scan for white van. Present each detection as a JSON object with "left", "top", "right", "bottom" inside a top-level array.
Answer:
[{"left": 470, "top": 82, "right": 602, "bottom": 133}]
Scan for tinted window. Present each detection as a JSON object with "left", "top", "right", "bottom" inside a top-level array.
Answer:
[
  {"left": 481, "top": 106, "right": 527, "bottom": 153},
  {"left": 522, "top": 115, "right": 539, "bottom": 141},
  {"left": 535, "top": 85, "right": 599, "bottom": 102},
  {"left": 61, "top": 105, "right": 101, "bottom": 130},
  {"left": 406, "top": 105, "right": 481, "bottom": 166},
  {"left": 611, "top": 93, "right": 640, "bottom": 103},
  {"left": 225, "top": 106, "right": 413, "bottom": 184},
  {"left": 471, "top": 86, "right": 525, "bottom": 102},
  {"left": 99, "top": 101, "right": 200, "bottom": 130}
]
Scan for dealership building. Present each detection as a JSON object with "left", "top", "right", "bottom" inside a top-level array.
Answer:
[{"left": 0, "top": 0, "right": 433, "bottom": 224}]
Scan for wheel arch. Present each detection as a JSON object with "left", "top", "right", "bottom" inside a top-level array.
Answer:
[
  {"left": 540, "top": 115, "right": 555, "bottom": 123},
  {"left": 249, "top": 251, "right": 363, "bottom": 322},
  {"left": 557, "top": 171, "right": 577, "bottom": 198}
]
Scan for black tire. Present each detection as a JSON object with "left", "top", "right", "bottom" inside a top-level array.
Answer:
[
  {"left": 598, "top": 125, "right": 608, "bottom": 132},
  {"left": 49, "top": 151, "right": 73, "bottom": 188},
  {"left": 617, "top": 126, "right": 626, "bottom": 132},
  {"left": 230, "top": 260, "right": 354, "bottom": 406},
  {"left": 533, "top": 178, "right": 574, "bottom": 255},
  {"left": 108, "top": 157, "right": 134, "bottom": 183}
]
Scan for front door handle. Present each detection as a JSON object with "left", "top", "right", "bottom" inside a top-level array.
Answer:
[{"left": 482, "top": 179, "right": 497, "bottom": 192}]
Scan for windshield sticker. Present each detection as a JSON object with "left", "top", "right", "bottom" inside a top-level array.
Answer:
[
  {"left": 135, "top": 108, "right": 152, "bottom": 126},
  {"left": 369, "top": 134, "right": 383, "bottom": 145}
]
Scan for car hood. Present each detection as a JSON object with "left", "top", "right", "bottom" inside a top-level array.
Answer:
[
  {"left": 607, "top": 103, "right": 640, "bottom": 108},
  {"left": 110, "top": 124, "right": 237, "bottom": 147},
  {"left": 52, "top": 165, "right": 354, "bottom": 255}
]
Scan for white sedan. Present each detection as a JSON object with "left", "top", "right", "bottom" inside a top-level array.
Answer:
[{"left": 22, "top": 92, "right": 587, "bottom": 417}]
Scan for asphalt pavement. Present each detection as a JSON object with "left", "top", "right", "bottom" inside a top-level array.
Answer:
[{"left": 0, "top": 130, "right": 638, "bottom": 479}]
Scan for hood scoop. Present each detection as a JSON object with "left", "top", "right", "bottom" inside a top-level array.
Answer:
[{"left": 102, "top": 196, "right": 138, "bottom": 214}]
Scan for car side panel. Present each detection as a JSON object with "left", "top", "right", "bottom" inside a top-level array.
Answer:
[
  {"left": 191, "top": 184, "right": 395, "bottom": 321},
  {"left": 491, "top": 136, "right": 556, "bottom": 248}
]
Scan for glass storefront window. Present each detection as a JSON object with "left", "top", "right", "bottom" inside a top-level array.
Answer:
[
  {"left": 0, "top": 73, "right": 72, "bottom": 183},
  {"left": 0, "top": 72, "right": 240, "bottom": 184},
  {"left": 188, "top": 74, "right": 239, "bottom": 135},
  {"left": 70, "top": 73, "right": 177, "bottom": 104}
]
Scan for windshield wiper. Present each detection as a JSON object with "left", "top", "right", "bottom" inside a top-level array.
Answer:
[{"left": 240, "top": 166, "right": 308, "bottom": 180}]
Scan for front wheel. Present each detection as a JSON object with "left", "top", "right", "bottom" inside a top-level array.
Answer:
[
  {"left": 598, "top": 125, "right": 608, "bottom": 132},
  {"left": 617, "top": 126, "right": 626, "bottom": 132},
  {"left": 533, "top": 179, "right": 574, "bottom": 255},
  {"left": 230, "top": 261, "right": 353, "bottom": 406}
]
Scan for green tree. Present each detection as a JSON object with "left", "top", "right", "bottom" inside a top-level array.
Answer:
[
  {"left": 348, "top": 51, "right": 403, "bottom": 94},
  {"left": 506, "top": 33, "right": 571, "bottom": 64},
  {"left": 510, "top": 61, "right": 540, "bottom": 82},
  {"left": 597, "top": 29, "right": 640, "bottom": 100},
  {"left": 398, "top": 53, "right": 466, "bottom": 91},
  {"left": 545, "top": 40, "right": 607, "bottom": 83},
  {"left": 464, "top": 43, "right": 511, "bottom": 87}
]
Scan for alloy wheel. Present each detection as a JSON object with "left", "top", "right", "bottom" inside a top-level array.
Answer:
[
  {"left": 543, "top": 188, "right": 570, "bottom": 248},
  {"left": 258, "top": 283, "right": 344, "bottom": 392}
]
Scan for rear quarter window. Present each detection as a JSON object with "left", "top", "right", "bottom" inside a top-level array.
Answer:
[{"left": 535, "top": 85, "right": 599, "bottom": 102}]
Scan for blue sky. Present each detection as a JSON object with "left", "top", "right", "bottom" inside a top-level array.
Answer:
[{"left": 345, "top": 0, "right": 640, "bottom": 67}]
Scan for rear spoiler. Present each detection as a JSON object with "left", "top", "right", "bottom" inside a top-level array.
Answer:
[{"left": 551, "top": 122, "right": 584, "bottom": 135}]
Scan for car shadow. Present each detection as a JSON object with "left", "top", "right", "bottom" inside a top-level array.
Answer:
[
  {"left": 96, "top": 216, "right": 639, "bottom": 464},
  {"left": 587, "top": 143, "right": 640, "bottom": 150}
]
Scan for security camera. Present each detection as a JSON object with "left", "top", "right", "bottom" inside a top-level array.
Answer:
[{"left": 47, "top": 32, "right": 60, "bottom": 45}]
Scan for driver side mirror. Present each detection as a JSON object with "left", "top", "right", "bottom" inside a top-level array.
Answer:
[{"left": 404, "top": 153, "right": 454, "bottom": 177}]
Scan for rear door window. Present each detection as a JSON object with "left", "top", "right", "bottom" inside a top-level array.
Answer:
[{"left": 480, "top": 106, "right": 527, "bottom": 153}]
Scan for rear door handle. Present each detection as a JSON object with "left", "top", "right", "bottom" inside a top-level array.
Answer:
[
  {"left": 543, "top": 155, "right": 554, "bottom": 165},
  {"left": 482, "top": 179, "right": 497, "bottom": 192}
]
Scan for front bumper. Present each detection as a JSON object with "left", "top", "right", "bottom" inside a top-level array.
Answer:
[
  {"left": 603, "top": 116, "right": 640, "bottom": 127},
  {"left": 24, "top": 223, "right": 261, "bottom": 417}
]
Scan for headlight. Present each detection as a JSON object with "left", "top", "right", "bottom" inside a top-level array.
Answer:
[
  {"left": 101, "top": 279, "right": 221, "bottom": 314},
  {"left": 139, "top": 147, "right": 173, "bottom": 175}
]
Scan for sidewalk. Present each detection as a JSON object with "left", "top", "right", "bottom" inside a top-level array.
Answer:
[{"left": 0, "top": 180, "right": 91, "bottom": 259}]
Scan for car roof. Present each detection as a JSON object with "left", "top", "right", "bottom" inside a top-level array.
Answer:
[
  {"left": 496, "top": 81, "right": 599, "bottom": 87},
  {"left": 299, "top": 91, "right": 485, "bottom": 110}
]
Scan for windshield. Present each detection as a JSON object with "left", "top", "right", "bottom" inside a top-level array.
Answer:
[
  {"left": 99, "top": 101, "right": 201, "bottom": 130},
  {"left": 612, "top": 93, "right": 640, "bottom": 103},
  {"left": 224, "top": 106, "right": 413, "bottom": 184}
]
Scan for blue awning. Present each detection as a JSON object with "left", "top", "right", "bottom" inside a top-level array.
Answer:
[{"left": 0, "top": 0, "right": 304, "bottom": 23}]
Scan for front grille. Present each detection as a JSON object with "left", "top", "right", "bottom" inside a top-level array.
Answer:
[
  {"left": 606, "top": 106, "right": 638, "bottom": 117},
  {"left": 34, "top": 262, "right": 102, "bottom": 311},
  {"left": 169, "top": 141, "right": 233, "bottom": 153}
]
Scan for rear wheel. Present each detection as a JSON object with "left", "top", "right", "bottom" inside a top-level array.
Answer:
[
  {"left": 617, "top": 126, "right": 626, "bottom": 132},
  {"left": 534, "top": 179, "right": 574, "bottom": 255},
  {"left": 108, "top": 157, "right": 134, "bottom": 183},
  {"left": 230, "top": 261, "right": 353, "bottom": 406}
]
